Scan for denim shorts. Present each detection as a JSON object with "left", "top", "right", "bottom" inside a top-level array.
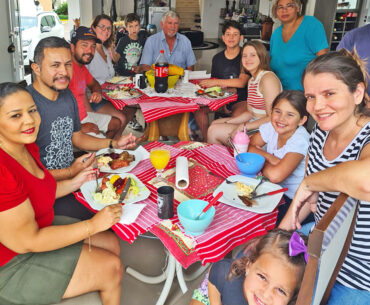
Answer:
[
  {"left": 327, "top": 282, "right": 370, "bottom": 305},
  {"left": 90, "top": 98, "right": 108, "bottom": 112}
]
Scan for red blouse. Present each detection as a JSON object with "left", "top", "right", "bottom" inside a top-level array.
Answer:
[{"left": 0, "top": 143, "right": 57, "bottom": 266}]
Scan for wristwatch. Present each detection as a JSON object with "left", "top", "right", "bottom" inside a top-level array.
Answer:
[{"left": 109, "top": 139, "right": 114, "bottom": 149}]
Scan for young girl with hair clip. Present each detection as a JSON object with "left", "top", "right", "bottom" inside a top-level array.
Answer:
[
  {"left": 190, "top": 229, "right": 308, "bottom": 305},
  {"left": 280, "top": 49, "right": 370, "bottom": 304},
  {"left": 248, "top": 90, "right": 313, "bottom": 225},
  {"left": 207, "top": 41, "right": 282, "bottom": 145}
]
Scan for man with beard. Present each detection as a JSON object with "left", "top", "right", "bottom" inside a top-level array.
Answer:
[
  {"left": 28, "top": 36, "right": 136, "bottom": 219},
  {"left": 140, "top": 10, "right": 196, "bottom": 71},
  {"left": 69, "top": 26, "right": 124, "bottom": 139}
]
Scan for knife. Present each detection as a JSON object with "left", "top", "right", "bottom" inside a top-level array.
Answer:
[
  {"left": 250, "top": 187, "right": 288, "bottom": 199},
  {"left": 119, "top": 177, "right": 131, "bottom": 202}
]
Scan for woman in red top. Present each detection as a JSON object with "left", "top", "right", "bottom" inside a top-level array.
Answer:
[{"left": 0, "top": 83, "right": 123, "bottom": 305}]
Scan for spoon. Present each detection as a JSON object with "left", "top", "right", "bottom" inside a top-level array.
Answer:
[
  {"left": 195, "top": 191, "right": 223, "bottom": 220},
  {"left": 228, "top": 137, "right": 242, "bottom": 162}
]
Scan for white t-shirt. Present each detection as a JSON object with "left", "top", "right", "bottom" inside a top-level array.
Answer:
[
  {"left": 86, "top": 46, "right": 115, "bottom": 85},
  {"left": 259, "top": 122, "right": 309, "bottom": 198}
]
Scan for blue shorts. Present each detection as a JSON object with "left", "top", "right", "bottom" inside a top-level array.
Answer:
[
  {"left": 327, "top": 282, "right": 370, "bottom": 305},
  {"left": 90, "top": 99, "right": 108, "bottom": 112}
]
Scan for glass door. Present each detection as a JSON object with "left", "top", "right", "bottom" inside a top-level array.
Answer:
[{"left": 8, "top": 0, "right": 24, "bottom": 82}]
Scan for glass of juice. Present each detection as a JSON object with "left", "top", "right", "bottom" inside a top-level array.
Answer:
[{"left": 150, "top": 148, "right": 171, "bottom": 182}]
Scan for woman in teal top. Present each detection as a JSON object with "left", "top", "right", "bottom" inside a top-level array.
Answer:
[{"left": 270, "top": 0, "right": 328, "bottom": 90}]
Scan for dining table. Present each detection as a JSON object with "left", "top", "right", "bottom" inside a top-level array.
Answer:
[
  {"left": 74, "top": 141, "right": 278, "bottom": 305},
  {"left": 101, "top": 79, "right": 238, "bottom": 141}
]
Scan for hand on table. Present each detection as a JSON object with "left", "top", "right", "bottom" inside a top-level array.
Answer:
[
  {"left": 89, "top": 92, "right": 102, "bottom": 104},
  {"left": 82, "top": 122, "right": 100, "bottom": 135},
  {"left": 115, "top": 133, "right": 137, "bottom": 150},
  {"left": 131, "top": 65, "right": 141, "bottom": 74},
  {"left": 199, "top": 79, "right": 219, "bottom": 88},
  {"left": 91, "top": 203, "right": 123, "bottom": 233}
]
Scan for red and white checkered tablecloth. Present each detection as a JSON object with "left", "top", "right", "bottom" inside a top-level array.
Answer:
[
  {"left": 102, "top": 82, "right": 237, "bottom": 121},
  {"left": 74, "top": 142, "right": 277, "bottom": 267},
  {"left": 138, "top": 97, "right": 200, "bottom": 123}
]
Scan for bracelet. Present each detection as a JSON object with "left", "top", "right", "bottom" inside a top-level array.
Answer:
[
  {"left": 84, "top": 221, "right": 92, "bottom": 252},
  {"left": 68, "top": 167, "right": 72, "bottom": 178},
  {"left": 109, "top": 139, "right": 114, "bottom": 149}
]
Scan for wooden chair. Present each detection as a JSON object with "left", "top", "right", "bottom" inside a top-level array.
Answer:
[{"left": 296, "top": 193, "right": 359, "bottom": 305}]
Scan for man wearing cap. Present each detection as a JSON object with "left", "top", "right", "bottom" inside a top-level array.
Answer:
[
  {"left": 28, "top": 36, "right": 136, "bottom": 219},
  {"left": 69, "top": 26, "right": 126, "bottom": 139}
]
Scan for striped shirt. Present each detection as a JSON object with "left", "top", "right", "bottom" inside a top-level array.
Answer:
[
  {"left": 247, "top": 71, "right": 279, "bottom": 115},
  {"left": 307, "top": 123, "right": 370, "bottom": 291}
]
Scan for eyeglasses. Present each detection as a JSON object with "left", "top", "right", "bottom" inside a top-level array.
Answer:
[
  {"left": 277, "top": 3, "right": 297, "bottom": 11},
  {"left": 96, "top": 24, "right": 112, "bottom": 32}
]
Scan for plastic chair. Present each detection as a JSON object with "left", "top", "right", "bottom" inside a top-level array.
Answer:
[{"left": 296, "top": 193, "right": 359, "bottom": 305}]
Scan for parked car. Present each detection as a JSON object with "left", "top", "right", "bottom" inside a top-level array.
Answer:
[{"left": 21, "top": 11, "right": 64, "bottom": 66}]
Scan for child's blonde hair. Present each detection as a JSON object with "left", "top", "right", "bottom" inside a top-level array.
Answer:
[{"left": 228, "top": 229, "right": 307, "bottom": 305}]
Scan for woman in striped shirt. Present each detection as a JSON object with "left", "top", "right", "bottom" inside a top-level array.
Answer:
[
  {"left": 207, "top": 41, "right": 282, "bottom": 145},
  {"left": 280, "top": 50, "right": 370, "bottom": 304}
]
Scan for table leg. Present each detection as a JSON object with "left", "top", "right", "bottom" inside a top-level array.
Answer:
[
  {"left": 178, "top": 112, "right": 190, "bottom": 141},
  {"left": 147, "top": 120, "right": 160, "bottom": 141},
  {"left": 126, "top": 252, "right": 209, "bottom": 305}
]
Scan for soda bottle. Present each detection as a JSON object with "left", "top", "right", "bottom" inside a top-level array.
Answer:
[
  {"left": 154, "top": 50, "right": 169, "bottom": 93},
  {"left": 233, "top": 126, "right": 250, "bottom": 157}
]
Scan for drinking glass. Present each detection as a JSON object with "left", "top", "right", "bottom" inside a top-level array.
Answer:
[{"left": 150, "top": 148, "right": 171, "bottom": 181}]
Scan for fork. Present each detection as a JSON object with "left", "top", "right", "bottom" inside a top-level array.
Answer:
[
  {"left": 208, "top": 171, "right": 234, "bottom": 184},
  {"left": 93, "top": 165, "right": 101, "bottom": 193},
  {"left": 249, "top": 177, "right": 267, "bottom": 198}
]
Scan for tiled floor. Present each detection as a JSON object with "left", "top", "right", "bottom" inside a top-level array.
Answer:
[{"left": 118, "top": 40, "right": 224, "bottom": 305}]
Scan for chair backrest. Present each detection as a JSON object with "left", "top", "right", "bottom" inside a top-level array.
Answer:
[{"left": 296, "top": 193, "right": 359, "bottom": 305}]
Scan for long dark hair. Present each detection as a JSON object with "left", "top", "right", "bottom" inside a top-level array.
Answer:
[
  {"left": 91, "top": 14, "right": 114, "bottom": 48},
  {"left": 303, "top": 49, "right": 370, "bottom": 117},
  {"left": 228, "top": 229, "right": 307, "bottom": 305}
]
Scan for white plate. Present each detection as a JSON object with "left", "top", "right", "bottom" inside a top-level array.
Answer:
[
  {"left": 96, "top": 148, "right": 141, "bottom": 174},
  {"left": 80, "top": 173, "right": 150, "bottom": 211},
  {"left": 213, "top": 175, "right": 284, "bottom": 214}
]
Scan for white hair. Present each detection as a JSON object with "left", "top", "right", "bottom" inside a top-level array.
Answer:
[{"left": 161, "top": 10, "right": 179, "bottom": 23}]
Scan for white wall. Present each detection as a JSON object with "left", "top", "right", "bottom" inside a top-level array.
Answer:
[{"left": 201, "top": 0, "right": 224, "bottom": 39}]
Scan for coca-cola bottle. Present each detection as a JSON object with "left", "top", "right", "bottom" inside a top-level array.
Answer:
[{"left": 154, "top": 50, "right": 169, "bottom": 93}]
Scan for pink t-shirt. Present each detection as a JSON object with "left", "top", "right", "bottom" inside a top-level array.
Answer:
[{"left": 69, "top": 61, "right": 93, "bottom": 120}]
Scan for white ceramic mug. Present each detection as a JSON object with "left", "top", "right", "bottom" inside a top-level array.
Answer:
[{"left": 134, "top": 74, "right": 141, "bottom": 88}]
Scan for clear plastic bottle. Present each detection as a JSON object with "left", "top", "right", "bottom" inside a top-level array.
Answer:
[{"left": 154, "top": 50, "right": 169, "bottom": 93}]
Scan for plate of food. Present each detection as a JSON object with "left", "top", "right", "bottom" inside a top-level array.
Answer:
[
  {"left": 213, "top": 175, "right": 285, "bottom": 213},
  {"left": 95, "top": 148, "right": 141, "bottom": 173},
  {"left": 81, "top": 173, "right": 150, "bottom": 210},
  {"left": 195, "top": 86, "right": 233, "bottom": 99},
  {"left": 104, "top": 86, "right": 142, "bottom": 99},
  {"left": 108, "top": 76, "right": 132, "bottom": 84}
]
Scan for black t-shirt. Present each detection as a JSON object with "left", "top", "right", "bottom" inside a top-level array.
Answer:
[
  {"left": 209, "top": 259, "right": 248, "bottom": 305},
  {"left": 115, "top": 30, "right": 147, "bottom": 76},
  {"left": 211, "top": 50, "right": 247, "bottom": 102}
]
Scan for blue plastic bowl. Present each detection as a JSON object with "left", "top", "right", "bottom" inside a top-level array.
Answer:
[
  {"left": 177, "top": 199, "right": 215, "bottom": 236},
  {"left": 235, "top": 152, "right": 265, "bottom": 177}
]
